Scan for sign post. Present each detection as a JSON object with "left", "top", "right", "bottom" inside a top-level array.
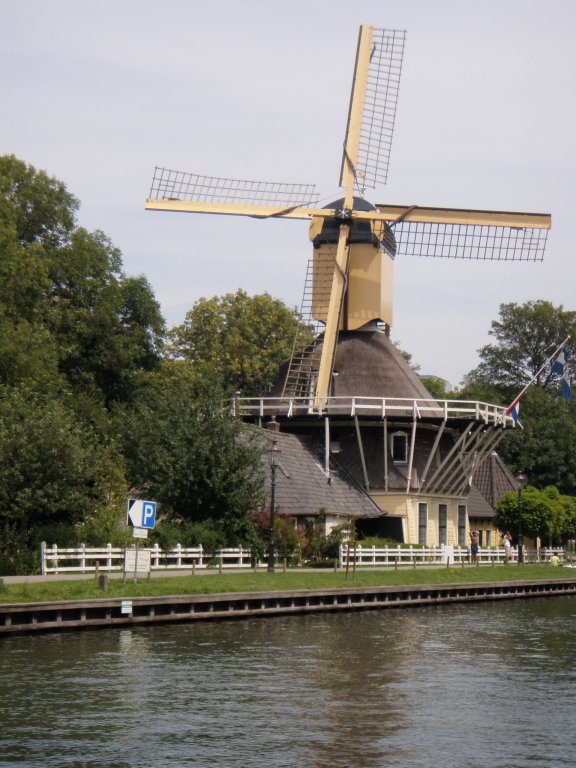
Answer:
[{"left": 126, "top": 499, "right": 157, "bottom": 582}]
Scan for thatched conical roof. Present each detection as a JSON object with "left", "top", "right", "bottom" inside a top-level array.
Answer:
[{"left": 329, "top": 327, "right": 433, "bottom": 400}]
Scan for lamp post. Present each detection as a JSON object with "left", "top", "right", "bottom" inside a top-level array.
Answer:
[
  {"left": 267, "top": 437, "right": 281, "bottom": 573},
  {"left": 516, "top": 471, "right": 527, "bottom": 565}
]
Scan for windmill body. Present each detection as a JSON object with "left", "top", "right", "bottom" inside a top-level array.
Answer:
[
  {"left": 146, "top": 25, "right": 551, "bottom": 546},
  {"left": 309, "top": 197, "right": 395, "bottom": 332}
]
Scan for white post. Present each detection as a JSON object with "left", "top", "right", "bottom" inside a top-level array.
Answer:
[
  {"left": 152, "top": 542, "right": 160, "bottom": 568},
  {"left": 39, "top": 541, "right": 47, "bottom": 575}
]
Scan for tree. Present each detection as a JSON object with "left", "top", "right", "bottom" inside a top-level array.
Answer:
[
  {"left": 0, "top": 154, "right": 77, "bottom": 250},
  {"left": 0, "top": 156, "right": 167, "bottom": 570},
  {"left": 462, "top": 300, "right": 576, "bottom": 494},
  {"left": 0, "top": 156, "right": 166, "bottom": 404},
  {"left": 124, "top": 362, "right": 265, "bottom": 543},
  {"left": 496, "top": 388, "right": 576, "bottom": 495},
  {"left": 44, "top": 227, "right": 165, "bottom": 404},
  {"left": 464, "top": 300, "right": 576, "bottom": 392},
  {"left": 0, "top": 386, "right": 128, "bottom": 556},
  {"left": 167, "top": 289, "right": 310, "bottom": 394},
  {"left": 494, "top": 485, "right": 573, "bottom": 545}
]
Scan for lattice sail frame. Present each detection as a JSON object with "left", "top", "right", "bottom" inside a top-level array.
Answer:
[
  {"left": 340, "top": 27, "right": 406, "bottom": 193},
  {"left": 390, "top": 220, "right": 548, "bottom": 261},
  {"left": 149, "top": 167, "right": 319, "bottom": 208}
]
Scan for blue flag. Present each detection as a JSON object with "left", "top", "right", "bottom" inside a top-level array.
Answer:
[{"left": 551, "top": 348, "right": 571, "bottom": 401}]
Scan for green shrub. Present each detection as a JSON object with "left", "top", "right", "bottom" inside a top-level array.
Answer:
[
  {"left": 0, "top": 549, "right": 40, "bottom": 576},
  {"left": 356, "top": 536, "right": 404, "bottom": 548}
]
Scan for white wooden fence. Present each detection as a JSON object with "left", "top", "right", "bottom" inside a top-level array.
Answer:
[
  {"left": 39, "top": 543, "right": 263, "bottom": 575},
  {"left": 39, "top": 542, "right": 567, "bottom": 575},
  {"left": 339, "top": 544, "right": 566, "bottom": 567}
]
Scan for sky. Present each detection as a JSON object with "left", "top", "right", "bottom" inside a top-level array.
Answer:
[{"left": 2, "top": 0, "right": 575, "bottom": 387}]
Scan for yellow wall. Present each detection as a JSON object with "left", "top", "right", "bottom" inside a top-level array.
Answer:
[{"left": 370, "top": 492, "right": 468, "bottom": 546}]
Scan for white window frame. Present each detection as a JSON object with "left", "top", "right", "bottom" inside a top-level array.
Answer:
[
  {"left": 390, "top": 431, "right": 408, "bottom": 464},
  {"left": 457, "top": 505, "right": 467, "bottom": 547},
  {"left": 438, "top": 503, "right": 448, "bottom": 545},
  {"left": 418, "top": 502, "right": 428, "bottom": 545}
]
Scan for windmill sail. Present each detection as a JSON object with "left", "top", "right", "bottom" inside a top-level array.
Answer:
[
  {"left": 377, "top": 204, "right": 549, "bottom": 261},
  {"left": 340, "top": 28, "right": 406, "bottom": 193}
]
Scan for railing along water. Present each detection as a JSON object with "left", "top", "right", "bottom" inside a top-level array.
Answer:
[
  {"left": 39, "top": 543, "right": 263, "bottom": 575},
  {"left": 339, "top": 544, "right": 566, "bottom": 567},
  {"left": 39, "top": 542, "right": 567, "bottom": 575}
]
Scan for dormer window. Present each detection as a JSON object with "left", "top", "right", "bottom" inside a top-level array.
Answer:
[{"left": 390, "top": 432, "right": 408, "bottom": 464}]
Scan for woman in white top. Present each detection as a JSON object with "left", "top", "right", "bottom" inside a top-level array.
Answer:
[{"left": 502, "top": 531, "right": 512, "bottom": 563}]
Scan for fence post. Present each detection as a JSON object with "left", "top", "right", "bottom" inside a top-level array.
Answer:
[
  {"left": 53, "top": 543, "right": 59, "bottom": 574},
  {"left": 106, "top": 543, "right": 113, "bottom": 571},
  {"left": 79, "top": 542, "right": 86, "bottom": 572}
]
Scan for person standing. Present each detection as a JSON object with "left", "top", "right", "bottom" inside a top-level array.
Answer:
[
  {"left": 469, "top": 530, "right": 479, "bottom": 565},
  {"left": 502, "top": 531, "right": 512, "bottom": 564}
]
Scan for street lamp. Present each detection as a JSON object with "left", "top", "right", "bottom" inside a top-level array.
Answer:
[
  {"left": 267, "top": 437, "right": 281, "bottom": 573},
  {"left": 516, "top": 471, "right": 527, "bottom": 564}
]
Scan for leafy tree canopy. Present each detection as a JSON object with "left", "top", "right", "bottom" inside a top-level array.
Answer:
[
  {"left": 494, "top": 484, "right": 576, "bottom": 545},
  {"left": 0, "top": 155, "right": 166, "bottom": 404},
  {"left": 460, "top": 300, "right": 576, "bottom": 494},
  {"left": 124, "top": 361, "right": 265, "bottom": 543},
  {"left": 463, "top": 300, "right": 575, "bottom": 393},
  {"left": 0, "top": 386, "right": 128, "bottom": 554},
  {"left": 167, "top": 289, "right": 309, "bottom": 395}
]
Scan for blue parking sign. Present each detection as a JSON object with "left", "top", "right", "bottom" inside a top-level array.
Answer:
[{"left": 142, "top": 501, "right": 156, "bottom": 529}]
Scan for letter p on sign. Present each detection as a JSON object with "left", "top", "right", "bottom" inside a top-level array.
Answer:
[{"left": 142, "top": 501, "right": 156, "bottom": 529}]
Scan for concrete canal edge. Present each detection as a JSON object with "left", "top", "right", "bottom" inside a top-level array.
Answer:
[{"left": 2, "top": 578, "right": 576, "bottom": 635}]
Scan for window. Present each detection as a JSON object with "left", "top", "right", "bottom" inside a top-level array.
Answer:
[
  {"left": 438, "top": 504, "right": 447, "bottom": 545},
  {"left": 486, "top": 529, "right": 491, "bottom": 547},
  {"left": 418, "top": 502, "right": 427, "bottom": 545},
  {"left": 391, "top": 432, "right": 408, "bottom": 463},
  {"left": 457, "top": 505, "right": 467, "bottom": 547}
]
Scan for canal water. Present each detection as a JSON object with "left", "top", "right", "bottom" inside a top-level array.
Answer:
[{"left": 1, "top": 597, "right": 575, "bottom": 768}]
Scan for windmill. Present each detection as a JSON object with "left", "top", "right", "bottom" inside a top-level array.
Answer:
[
  {"left": 145, "top": 26, "right": 550, "bottom": 412},
  {"left": 145, "top": 25, "right": 552, "bottom": 544}
]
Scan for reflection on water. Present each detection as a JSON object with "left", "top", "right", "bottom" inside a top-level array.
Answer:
[{"left": 1, "top": 598, "right": 575, "bottom": 767}]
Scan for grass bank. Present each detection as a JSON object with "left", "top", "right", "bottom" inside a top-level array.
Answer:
[{"left": 1, "top": 564, "right": 573, "bottom": 604}]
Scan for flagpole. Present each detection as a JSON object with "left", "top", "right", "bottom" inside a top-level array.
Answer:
[{"left": 505, "top": 335, "right": 571, "bottom": 413}]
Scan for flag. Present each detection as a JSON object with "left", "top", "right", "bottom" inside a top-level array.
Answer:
[
  {"left": 505, "top": 335, "right": 571, "bottom": 423},
  {"left": 506, "top": 396, "right": 522, "bottom": 423},
  {"left": 551, "top": 348, "right": 571, "bottom": 401}
]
